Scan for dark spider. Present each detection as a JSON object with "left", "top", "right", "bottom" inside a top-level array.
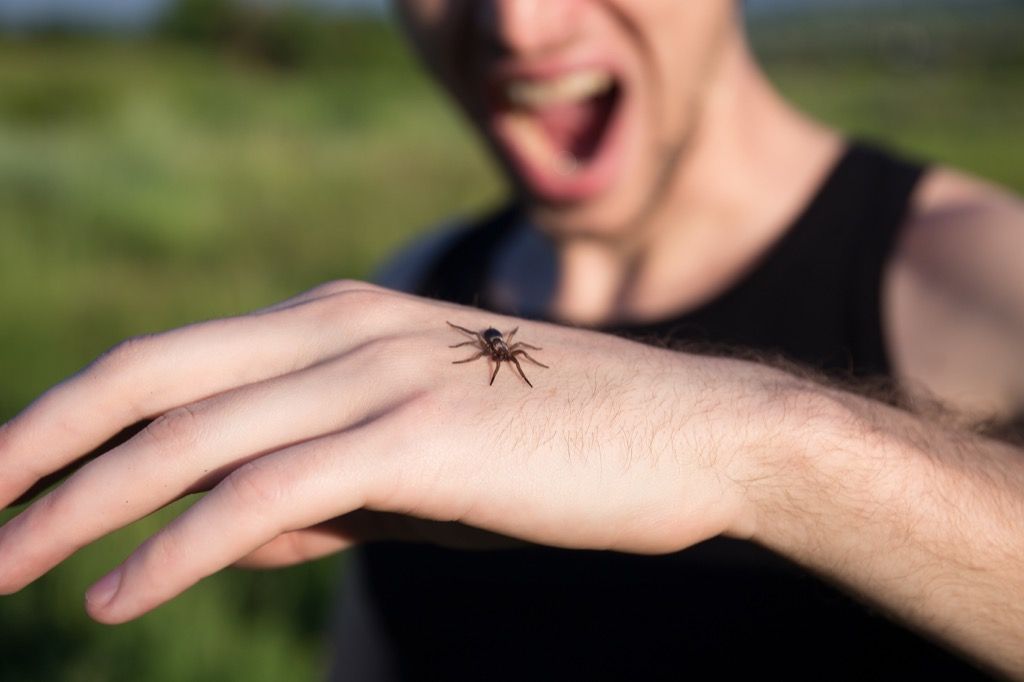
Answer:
[{"left": 447, "top": 321, "right": 549, "bottom": 387}]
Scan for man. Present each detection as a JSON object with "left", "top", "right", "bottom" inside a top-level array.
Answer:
[{"left": 0, "top": 1, "right": 1021, "bottom": 679}]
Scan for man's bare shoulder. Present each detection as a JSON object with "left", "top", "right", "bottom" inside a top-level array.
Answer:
[
  {"left": 897, "top": 166, "right": 1024, "bottom": 300},
  {"left": 914, "top": 166, "right": 1023, "bottom": 230},
  {"left": 885, "top": 166, "right": 1024, "bottom": 418},
  {"left": 370, "top": 221, "right": 473, "bottom": 293}
]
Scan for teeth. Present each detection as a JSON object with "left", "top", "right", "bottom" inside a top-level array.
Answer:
[
  {"left": 507, "top": 113, "right": 581, "bottom": 177},
  {"left": 558, "top": 155, "right": 580, "bottom": 176},
  {"left": 505, "top": 70, "right": 614, "bottom": 109}
]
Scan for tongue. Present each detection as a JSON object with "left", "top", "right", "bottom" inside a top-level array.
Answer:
[{"left": 533, "top": 94, "right": 614, "bottom": 161}]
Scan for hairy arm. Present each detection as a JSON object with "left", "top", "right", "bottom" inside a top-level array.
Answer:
[
  {"left": 742, "top": 375, "right": 1024, "bottom": 678},
  {"left": 2, "top": 193, "right": 1023, "bottom": 676},
  {"left": 0, "top": 281, "right": 1021, "bottom": 676},
  {"left": 763, "top": 170, "right": 1024, "bottom": 676}
]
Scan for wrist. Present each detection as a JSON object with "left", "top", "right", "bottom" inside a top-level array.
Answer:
[
  {"left": 665, "top": 357, "right": 835, "bottom": 543},
  {"left": 736, "top": 376, "right": 911, "bottom": 556}
]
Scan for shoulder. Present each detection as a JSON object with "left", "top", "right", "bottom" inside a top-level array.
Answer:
[
  {"left": 370, "top": 220, "right": 474, "bottom": 293},
  {"left": 884, "top": 166, "right": 1024, "bottom": 418},
  {"left": 896, "top": 166, "right": 1024, "bottom": 309}
]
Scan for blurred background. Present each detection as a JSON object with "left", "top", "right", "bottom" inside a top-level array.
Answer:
[{"left": 0, "top": 0, "right": 1022, "bottom": 679}]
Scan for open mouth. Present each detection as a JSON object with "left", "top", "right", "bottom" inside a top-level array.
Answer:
[{"left": 487, "top": 67, "right": 626, "bottom": 203}]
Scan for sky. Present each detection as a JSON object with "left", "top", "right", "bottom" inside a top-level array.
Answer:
[
  {"left": 0, "top": 0, "right": 988, "bottom": 30},
  {"left": 0, "top": 0, "right": 381, "bottom": 29}
]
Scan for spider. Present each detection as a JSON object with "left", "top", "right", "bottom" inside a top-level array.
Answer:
[{"left": 447, "top": 321, "right": 549, "bottom": 387}]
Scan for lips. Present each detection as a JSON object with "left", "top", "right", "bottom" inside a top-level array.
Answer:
[{"left": 484, "top": 64, "right": 628, "bottom": 203}]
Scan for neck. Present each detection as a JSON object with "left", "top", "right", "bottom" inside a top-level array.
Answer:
[{"left": 546, "top": 26, "right": 842, "bottom": 326}]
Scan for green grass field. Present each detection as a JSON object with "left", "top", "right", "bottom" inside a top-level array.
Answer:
[{"left": 1, "top": 9, "right": 1023, "bottom": 681}]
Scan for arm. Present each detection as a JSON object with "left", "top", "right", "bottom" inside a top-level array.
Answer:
[
  {"left": 777, "top": 166, "right": 1024, "bottom": 677},
  {"left": 885, "top": 167, "right": 1024, "bottom": 421},
  {"left": 0, "top": 270, "right": 1022, "bottom": 675},
  {"left": 745, "top": 376, "right": 1024, "bottom": 678}
]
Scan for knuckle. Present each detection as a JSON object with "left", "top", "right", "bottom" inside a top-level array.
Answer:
[
  {"left": 303, "top": 292, "right": 416, "bottom": 352},
  {"left": 254, "top": 279, "right": 373, "bottom": 316},
  {"left": 134, "top": 532, "right": 184, "bottom": 585},
  {"left": 308, "top": 278, "right": 374, "bottom": 298},
  {"left": 41, "top": 482, "right": 74, "bottom": 518},
  {"left": 94, "top": 335, "right": 156, "bottom": 373},
  {"left": 18, "top": 487, "right": 62, "bottom": 534},
  {"left": 223, "top": 461, "right": 285, "bottom": 511},
  {"left": 333, "top": 286, "right": 393, "bottom": 312},
  {"left": 267, "top": 279, "right": 378, "bottom": 317},
  {"left": 143, "top": 404, "right": 203, "bottom": 452},
  {"left": 299, "top": 285, "right": 395, "bottom": 328}
]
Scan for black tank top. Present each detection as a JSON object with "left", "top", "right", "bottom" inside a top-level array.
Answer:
[{"left": 354, "top": 143, "right": 992, "bottom": 680}]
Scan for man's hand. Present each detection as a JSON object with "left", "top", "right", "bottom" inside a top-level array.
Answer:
[
  {"left": 4, "top": 279, "right": 1024, "bottom": 678},
  {"left": 0, "top": 280, "right": 771, "bottom": 624}
]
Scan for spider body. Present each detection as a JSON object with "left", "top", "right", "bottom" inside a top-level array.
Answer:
[
  {"left": 482, "top": 327, "right": 509, "bottom": 354},
  {"left": 447, "top": 321, "right": 549, "bottom": 387}
]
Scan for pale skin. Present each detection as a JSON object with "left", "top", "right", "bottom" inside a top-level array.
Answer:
[{"left": 3, "top": 0, "right": 1024, "bottom": 679}]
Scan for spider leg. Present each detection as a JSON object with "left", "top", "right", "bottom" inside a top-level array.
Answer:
[
  {"left": 505, "top": 327, "right": 519, "bottom": 344},
  {"left": 513, "top": 350, "right": 549, "bottom": 368},
  {"left": 453, "top": 351, "right": 486, "bottom": 364},
  {"left": 446, "top": 321, "right": 476, "bottom": 336},
  {"left": 509, "top": 355, "right": 534, "bottom": 388},
  {"left": 509, "top": 342, "right": 542, "bottom": 351},
  {"left": 447, "top": 321, "right": 484, "bottom": 343},
  {"left": 489, "top": 360, "right": 502, "bottom": 385},
  {"left": 449, "top": 340, "right": 478, "bottom": 349}
]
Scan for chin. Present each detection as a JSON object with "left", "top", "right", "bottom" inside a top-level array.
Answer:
[
  {"left": 523, "top": 197, "right": 645, "bottom": 241},
  {"left": 512, "top": 154, "right": 668, "bottom": 240}
]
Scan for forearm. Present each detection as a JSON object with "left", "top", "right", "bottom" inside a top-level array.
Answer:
[{"left": 747, "top": 377, "right": 1024, "bottom": 677}]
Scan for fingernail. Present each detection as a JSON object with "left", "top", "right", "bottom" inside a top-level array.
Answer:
[{"left": 86, "top": 568, "right": 122, "bottom": 608}]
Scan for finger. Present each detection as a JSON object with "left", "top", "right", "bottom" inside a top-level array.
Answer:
[
  {"left": 234, "top": 513, "right": 524, "bottom": 569},
  {"left": 0, "top": 286, "right": 404, "bottom": 508},
  {"left": 5, "top": 419, "right": 151, "bottom": 508},
  {"left": 0, "top": 317, "right": 307, "bottom": 506},
  {"left": 0, "top": 345, "right": 405, "bottom": 594},
  {"left": 83, "top": 425, "right": 391, "bottom": 624},
  {"left": 233, "top": 511, "right": 395, "bottom": 569},
  {"left": 233, "top": 524, "right": 356, "bottom": 570},
  {"left": 230, "top": 510, "right": 401, "bottom": 569}
]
